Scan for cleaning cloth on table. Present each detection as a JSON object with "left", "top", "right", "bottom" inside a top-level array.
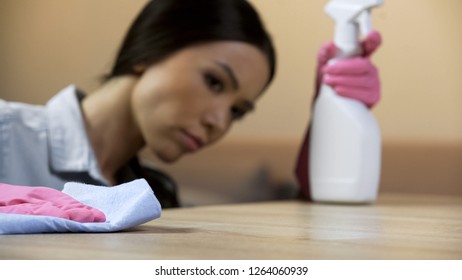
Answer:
[{"left": 0, "top": 179, "right": 161, "bottom": 234}]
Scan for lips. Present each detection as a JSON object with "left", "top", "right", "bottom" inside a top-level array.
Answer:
[{"left": 180, "top": 130, "right": 204, "bottom": 152}]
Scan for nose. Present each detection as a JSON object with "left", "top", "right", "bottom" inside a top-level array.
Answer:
[{"left": 202, "top": 101, "right": 231, "bottom": 138}]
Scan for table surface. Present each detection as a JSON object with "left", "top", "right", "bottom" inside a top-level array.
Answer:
[{"left": 1, "top": 193, "right": 461, "bottom": 259}]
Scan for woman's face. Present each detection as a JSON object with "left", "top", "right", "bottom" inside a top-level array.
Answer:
[{"left": 131, "top": 41, "right": 270, "bottom": 163}]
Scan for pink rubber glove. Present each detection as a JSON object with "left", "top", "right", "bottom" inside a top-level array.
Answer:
[
  {"left": 0, "top": 183, "right": 106, "bottom": 222},
  {"left": 317, "top": 31, "right": 382, "bottom": 108}
]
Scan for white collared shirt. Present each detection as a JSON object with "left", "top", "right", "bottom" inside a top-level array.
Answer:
[{"left": 0, "top": 85, "right": 109, "bottom": 189}]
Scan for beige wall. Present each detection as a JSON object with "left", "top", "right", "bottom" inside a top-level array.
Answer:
[{"left": 1, "top": 0, "right": 461, "bottom": 144}]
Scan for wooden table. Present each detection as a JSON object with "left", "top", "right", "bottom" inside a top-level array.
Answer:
[{"left": 1, "top": 193, "right": 461, "bottom": 259}]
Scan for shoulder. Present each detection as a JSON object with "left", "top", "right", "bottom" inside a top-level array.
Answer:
[
  {"left": 0, "top": 99, "right": 13, "bottom": 120},
  {"left": 0, "top": 99, "right": 46, "bottom": 131}
]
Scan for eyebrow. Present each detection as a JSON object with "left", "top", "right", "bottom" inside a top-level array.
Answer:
[{"left": 215, "top": 61, "right": 239, "bottom": 91}]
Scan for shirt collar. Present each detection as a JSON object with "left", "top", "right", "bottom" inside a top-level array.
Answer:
[{"left": 46, "top": 85, "right": 109, "bottom": 185}]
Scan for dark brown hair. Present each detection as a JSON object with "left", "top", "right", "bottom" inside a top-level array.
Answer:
[{"left": 106, "top": 0, "right": 276, "bottom": 85}]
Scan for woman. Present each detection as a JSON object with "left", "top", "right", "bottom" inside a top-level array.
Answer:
[
  {"left": 0, "top": 0, "right": 275, "bottom": 208},
  {"left": 0, "top": 0, "right": 380, "bottom": 208}
]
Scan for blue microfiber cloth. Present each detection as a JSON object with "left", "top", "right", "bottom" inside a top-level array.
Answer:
[{"left": 0, "top": 179, "right": 161, "bottom": 234}]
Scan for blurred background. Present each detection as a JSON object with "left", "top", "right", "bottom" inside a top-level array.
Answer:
[{"left": 1, "top": 0, "right": 461, "bottom": 206}]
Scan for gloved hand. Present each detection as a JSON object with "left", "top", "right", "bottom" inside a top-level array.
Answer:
[
  {"left": 0, "top": 183, "right": 106, "bottom": 222},
  {"left": 316, "top": 31, "right": 382, "bottom": 108}
]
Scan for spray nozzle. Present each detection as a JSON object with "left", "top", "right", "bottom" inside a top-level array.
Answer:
[
  {"left": 325, "top": 0, "right": 383, "bottom": 57},
  {"left": 325, "top": 0, "right": 383, "bottom": 35}
]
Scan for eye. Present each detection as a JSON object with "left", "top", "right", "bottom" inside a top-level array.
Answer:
[
  {"left": 230, "top": 106, "right": 246, "bottom": 121},
  {"left": 204, "top": 73, "right": 224, "bottom": 93}
]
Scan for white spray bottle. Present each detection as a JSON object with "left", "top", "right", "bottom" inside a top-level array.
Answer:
[{"left": 309, "top": 0, "right": 383, "bottom": 203}]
